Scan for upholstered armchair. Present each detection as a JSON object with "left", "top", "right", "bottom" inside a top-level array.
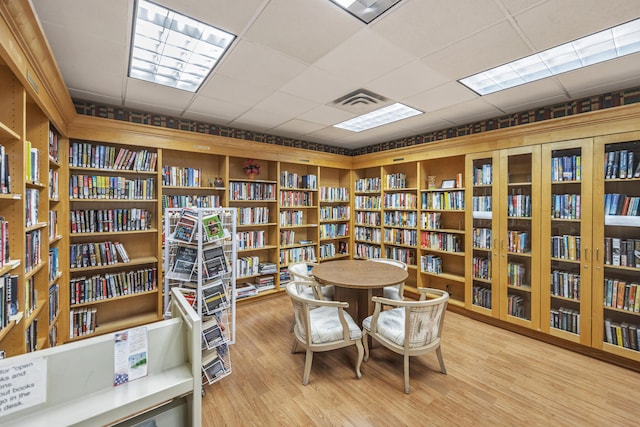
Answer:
[
  {"left": 367, "top": 258, "right": 408, "bottom": 300},
  {"left": 285, "top": 281, "right": 364, "bottom": 385},
  {"left": 362, "top": 287, "right": 449, "bottom": 393},
  {"left": 288, "top": 261, "right": 334, "bottom": 300}
]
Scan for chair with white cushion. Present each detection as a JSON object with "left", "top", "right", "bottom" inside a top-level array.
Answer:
[
  {"left": 367, "top": 258, "right": 408, "bottom": 300},
  {"left": 288, "top": 261, "right": 334, "bottom": 300},
  {"left": 286, "top": 281, "right": 364, "bottom": 385},
  {"left": 362, "top": 287, "right": 449, "bottom": 393}
]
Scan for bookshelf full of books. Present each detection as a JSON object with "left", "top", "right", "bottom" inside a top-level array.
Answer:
[
  {"left": 67, "top": 140, "right": 161, "bottom": 340},
  {"left": 592, "top": 135, "right": 640, "bottom": 362},
  {"left": 318, "top": 166, "right": 351, "bottom": 262},
  {"left": 160, "top": 148, "right": 227, "bottom": 212},
  {"left": 541, "top": 139, "right": 593, "bottom": 345},
  {"left": 228, "top": 157, "right": 279, "bottom": 300},
  {"left": 419, "top": 156, "right": 466, "bottom": 307},
  {"left": 381, "top": 164, "right": 418, "bottom": 272},
  {"left": 497, "top": 146, "right": 540, "bottom": 329},
  {"left": 163, "top": 207, "right": 237, "bottom": 386},
  {"left": 353, "top": 167, "right": 383, "bottom": 261},
  {"left": 278, "top": 163, "right": 319, "bottom": 275}
]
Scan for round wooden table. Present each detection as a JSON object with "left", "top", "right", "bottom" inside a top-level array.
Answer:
[{"left": 312, "top": 260, "right": 408, "bottom": 324}]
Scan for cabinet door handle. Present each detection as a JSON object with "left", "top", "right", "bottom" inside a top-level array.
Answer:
[
  {"left": 595, "top": 248, "right": 599, "bottom": 262},
  {"left": 493, "top": 238, "right": 497, "bottom": 250},
  {"left": 584, "top": 247, "right": 588, "bottom": 260}
]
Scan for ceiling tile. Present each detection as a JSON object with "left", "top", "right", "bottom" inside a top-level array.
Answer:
[
  {"left": 314, "top": 28, "right": 417, "bottom": 85},
  {"left": 253, "top": 91, "right": 317, "bottom": 117},
  {"left": 198, "top": 74, "right": 274, "bottom": 108},
  {"left": 556, "top": 54, "right": 640, "bottom": 96},
  {"left": 216, "top": 40, "right": 308, "bottom": 90},
  {"left": 124, "top": 79, "right": 195, "bottom": 110},
  {"left": 186, "top": 96, "right": 249, "bottom": 122},
  {"left": 367, "top": 60, "right": 449, "bottom": 102},
  {"left": 482, "top": 78, "right": 569, "bottom": 112},
  {"left": 431, "top": 98, "right": 503, "bottom": 125},
  {"left": 298, "top": 105, "right": 355, "bottom": 126},
  {"left": 372, "top": 0, "right": 506, "bottom": 58},
  {"left": 243, "top": 0, "right": 361, "bottom": 64},
  {"left": 229, "top": 108, "right": 291, "bottom": 131},
  {"left": 404, "top": 82, "right": 478, "bottom": 113},
  {"left": 279, "top": 66, "right": 358, "bottom": 104},
  {"left": 269, "top": 119, "right": 326, "bottom": 138}
]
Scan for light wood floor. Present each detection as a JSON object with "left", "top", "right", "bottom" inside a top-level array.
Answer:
[{"left": 203, "top": 294, "right": 640, "bottom": 426}]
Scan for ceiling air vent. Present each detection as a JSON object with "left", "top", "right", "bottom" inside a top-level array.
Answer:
[{"left": 330, "top": 89, "right": 393, "bottom": 114}]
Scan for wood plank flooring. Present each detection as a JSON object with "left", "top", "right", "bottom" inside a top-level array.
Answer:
[{"left": 203, "top": 294, "right": 640, "bottom": 426}]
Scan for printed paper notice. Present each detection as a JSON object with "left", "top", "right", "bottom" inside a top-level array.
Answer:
[
  {"left": 114, "top": 327, "right": 148, "bottom": 386},
  {"left": 0, "top": 357, "right": 47, "bottom": 417}
]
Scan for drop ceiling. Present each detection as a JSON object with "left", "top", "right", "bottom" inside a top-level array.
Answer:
[{"left": 30, "top": 0, "right": 640, "bottom": 150}]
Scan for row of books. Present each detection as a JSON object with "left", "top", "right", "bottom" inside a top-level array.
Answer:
[
  {"left": 420, "top": 254, "right": 443, "bottom": 274},
  {"left": 472, "top": 285, "right": 492, "bottom": 309},
  {"left": 70, "top": 267, "right": 158, "bottom": 304},
  {"left": 320, "top": 205, "right": 350, "bottom": 221},
  {"left": 507, "top": 230, "right": 529, "bottom": 253},
  {"left": 354, "top": 242, "right": 382, "bottom": 260},
  {"left": 472, "top": 256, "right": 491, "bottom": 280},
  {"left": 550, "top": 270, "right": 581, "bottom": 300},
  {"left": 69, "top": 141, "right": 157, "bottom": 171},
  {"left": 507, "top": 294, "right": 527, "bottom": 319},
  {"left": 279, "top": 209, "right": 304, "bottom": 227},
  {"left": 354, "top": 195, "right": 381, "bottom": 209},
  {"left": 355, "top": 211, "right": 380, "bottom": 226},
  {"left": 472, "top": 195, "right": 492, "bottom": 212},
  {"left": 0, "top": 144, "right": 11, "bottom": 194},
  {"left": 551, "top": 154, "right": 581, "bottom": 182},
  {"left": 49, "top": 247, "right": 59, "bottom": 282},
  {"left": 49, "top": 283, "right": 59, "bottom": 324},
  {"left": 162, "top": 194, "right": 221, "bottom": 209},
  {"left": 0, "top": 217, "right": 9, "bottom": 267},
  {"left": 26, "top": 142, "right": 40, "bottom": 183},
  {"left": 236, "top": 256, "right": 260, "bottom": 278},
  {"left": 238, "top": 207, "right": 270, "bottom": 225},
  {"left": 604, "top": 149, "right": 640, "bottom": 179},
  {"left": 70, "top": 175, "right": 155, "bottom": 200},
  {"left": 26, "top": 189, "right": 39, "bottom": 228},
  {"left": 69, "top": 241, "right": 130, "bottom": 269},
  {"left": 236, "top": 230, "right": 265, "bottom": 250},
  {"left": 279, "top": 246, "right": 316, "bottom": 266},
  {"left": 236, "top": 282, "right": 259, "bottom": 299},
  {"left": 49, "top": 210, "right": 58, "bottom": 241},
  {"left": 49, "top": 169, "right": 59, "bottom": 199},
  {"left": 551, "top": 193, "right": 581, "bottom": 219},
  {"left": 550, "top": 307, "right": 580, "bottom": 334},
  {"left": 280, "top": 190, "right": 314, "bottom": 207},
  {"left": 70, "top": 208, "right": 152, "bottom": 234},
  {"left": 25, "top": 230, "right": 42, "bottom": 273},
  {"left": 70, "top": 307, "right": 97, "bottom": 338},
  {"left": 604, "top": 319, "right": 640, "bottom": 351},
  {"left": 603, "top": 237, "right": 640, "bottom": 268},
  {"left": 162, "top": 166, "right": 203, "bottom": 187},
  {"left": 319, "top": 241, "right": 348, "bottom": 260},
  {"left": 320, "top": 223, "right": 349, "bottom": 239},
  {"left": 354, "top": 226, "right": 381, "bottom": 243},
  {"left": 48, "top": 128, "right": 60, "bottom": 163},
  {"left": 384, "top": 210, "right": 417, "bottom": 228},
  {"left": 0, "top": 274, "right": 18, "bottom": 331},
  {"left": 279, "top": 230, "right": 297, "bottom": 246},
  {"left": 385, "top": 228, "right": 417, "bottom": 246},
  {"left": 507, "top": 262, "right": 527, "bottom": 287},
  {"left": 473, "top": 163, "right": 492, "bottom": 186},
  {"left": 472, "top": 227, "right": 492, "bottom": 249},
  {"left": 229, "top": 181, "right": 276, "bottom": 201},
  {"left": 423, "top": 191, "right": 465, "bottom": 210},
  {"left": 604, "top": 278, "right": 640, "bottom": 312},
  {"left": 383, "top": 193, "right": 417, "bottom": 210},
  {"left": 550, "top": 234, "right": 581, "bottom": 261},
  {"left": 421, "top": 231, "right": 462, "bottom": 252},
  {"left": 604, "top": 193, "right": 640, "bottom": 216},
  {"left": 319, "top": 187, "right": 349, "bottom": 202},
  {"left": 354, "top": 176, "right": 381, "bottom": 193},
  {"left": 384, "top": 247, "right": 416, "bottom": 266},
  {"left": 25, "top": 320, "right": 38, "bottom": 353},
  {"left": 385, "top": 172, "right": 407, "bottom": 189},
  {"left": 507, "top": 194, "right": 531, "bottom": 217},
  {"left": 280, "top": 171, "right": 317, "bottom": 190},
  {"left": 24, "top": 277, "right": 37, "bottom": 318}
]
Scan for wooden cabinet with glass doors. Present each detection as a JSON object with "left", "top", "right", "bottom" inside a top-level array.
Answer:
[
  {"left": 592, "top": 134, "right": 640, "bottom": 362},
  {"left": 541, "top": 139, "right": 592, "bottom": 345}
]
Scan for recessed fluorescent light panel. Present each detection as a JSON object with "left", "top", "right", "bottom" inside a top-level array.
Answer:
[
  {"left": 459, "top": 18, "right": 640, "bottom": 96},
  {"left": 333, "top": 103, "right": 422, "bottom": 132},
  {"left": 329, "top": 0, "right": 402, "bottom": 24},
  {"left": 129, "top": 0, "right": 236, "bottom": 92}
]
